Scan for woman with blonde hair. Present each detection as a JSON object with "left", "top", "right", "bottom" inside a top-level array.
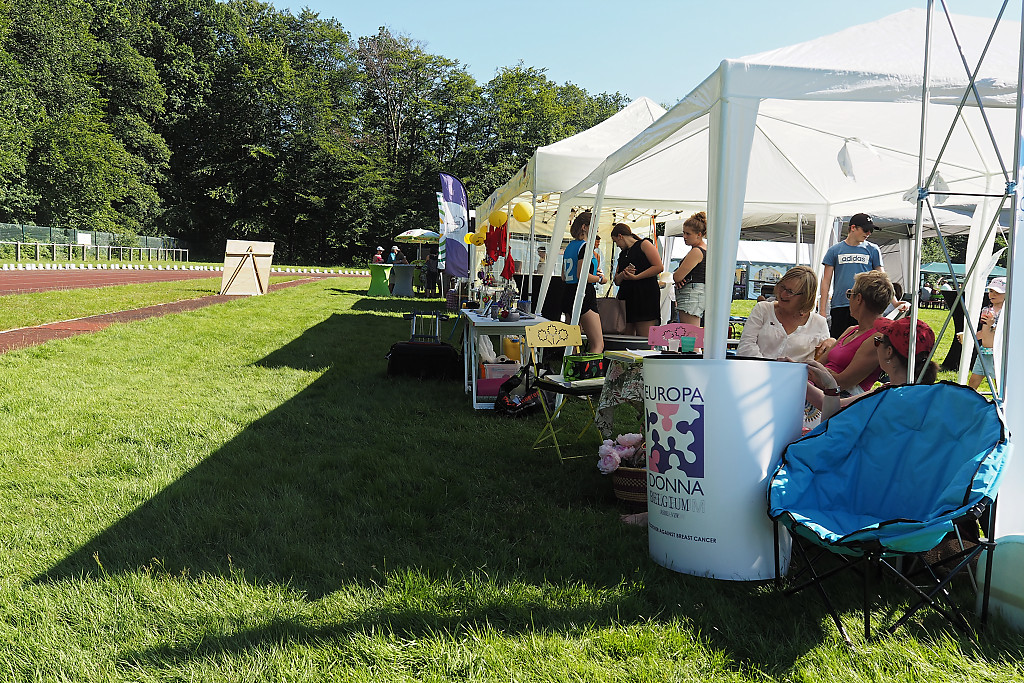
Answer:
[
  {"left": 672, "top": 212, "right": 708, "bottom": 325},
  {"left": 816, "top": 269, "right": 893, "bottom": 395},
  {"left": 737, "top": 266, "right": 830, "bottom": 361}
]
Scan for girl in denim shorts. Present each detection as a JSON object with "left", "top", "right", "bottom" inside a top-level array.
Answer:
[{"left": 672, "top": 211, "right": 708, "bottom": 325}]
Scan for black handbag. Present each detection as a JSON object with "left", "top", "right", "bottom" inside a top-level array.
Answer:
[{"left": 494, "top": 365, "right": 542, "bottom": 416}]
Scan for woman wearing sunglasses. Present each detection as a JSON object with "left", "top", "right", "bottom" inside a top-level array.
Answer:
[
  {"left": 814, "top": 270, "right": 893, "bottom": 396},
  {"left": 804, "top": 316, "right": 938, "bottom": 420},
  {"left": 737, "top": 266, "right": 829, "bottom": 361}
]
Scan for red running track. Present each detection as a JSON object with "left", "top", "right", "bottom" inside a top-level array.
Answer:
[
  {"left": 0, "top": 268, "right": 359, "bottom": 295},
  {"left": 0, "top": 268, "right": 223, "bottom": 295},
  {"left": 0, "top": 276, "right": 340, "bottom": 353}
]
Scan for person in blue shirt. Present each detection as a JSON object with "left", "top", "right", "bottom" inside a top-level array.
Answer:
[
  {"left": 819, "top": 213, "right": 885, "bottom": 338},
  {"left": 561, "top": 211, "right": 604, "bottom": 353}
]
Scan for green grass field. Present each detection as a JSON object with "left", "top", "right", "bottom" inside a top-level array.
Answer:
[
  {"left": 0, "top": 275, "right": 322, "bottom": 332},
  {"left": 0, "top": 277, "right": 1019, "bottom": 681}
]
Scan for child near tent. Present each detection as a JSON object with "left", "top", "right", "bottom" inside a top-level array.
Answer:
[
  {"left": 819, "top": 213, "right": 883, "bottom": 338},
  {"left": 969, "top": 276, "right": 1007, "bottom": 392}
]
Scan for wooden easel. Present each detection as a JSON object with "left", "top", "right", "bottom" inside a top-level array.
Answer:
[{"left": 220, "top": 240, "right": 275, "bottom": 295}]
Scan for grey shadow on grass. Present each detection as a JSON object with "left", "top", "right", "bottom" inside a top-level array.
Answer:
[
  {"left": 32, "top": 312, "right": 854, "bottom": 671},
  {"left": 32, "top": 312, "right": 613, "bottom": 595}
]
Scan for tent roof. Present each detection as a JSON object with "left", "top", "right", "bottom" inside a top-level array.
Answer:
[
  {"left": 661, "top": 204, "right": 1003, "bottom": 244},
  {"left": 732, "top": 9, "right": 1019, "bottom": 105},
  {"left": 545, "top": 8, "right": 1021, "bottom": 362},
  {"left": 477, "top": 96, "right": 666, "bottom": 226},
  {"left": 564, "top": 9, "right": 1020, "bottom": 216},
  {"left": 666, "top": 240, "right": 813, "bottom": 267}
]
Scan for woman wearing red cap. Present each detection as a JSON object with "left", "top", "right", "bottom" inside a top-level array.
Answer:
[{"left": 805, "top": 316, "right": 938, "bottom": 420}]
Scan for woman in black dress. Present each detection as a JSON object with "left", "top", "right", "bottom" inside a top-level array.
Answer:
[{"left": 610, "top": 223, "right": 664, "bottom": 336}]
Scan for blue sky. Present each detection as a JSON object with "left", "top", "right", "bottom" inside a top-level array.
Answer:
[{"left": 283, "top": 1, "right": 1003, "bottom": 107}]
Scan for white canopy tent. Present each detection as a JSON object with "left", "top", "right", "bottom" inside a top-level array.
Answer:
[
  {"left": 551, "top": 7, "right": 1024, "bottom": 537},
  {"left": 555, "top": 8, "right": 1019, "bottom": 350},
  {"left": 473, "top": 96, "right": 666, "bottom": 306},
  {"left": 661, "top": 206, "right": 1007, "bottom": 302},
  {"left": 475, "top": 96, "right": 666, "bottom": 257},
  {"left": 478, "top": 97, "right": 665, "bottom": 218}
]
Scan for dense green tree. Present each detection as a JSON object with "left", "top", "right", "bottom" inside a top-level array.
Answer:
[
  {"left": 9, "top": 0, "right": 141, "bottom": 232},
  {"left": 353, "top": 29, "right": 487, "bottom": 258},
  {"left": 476, "top": 64, "right": 562, "bottom": 199},
  {"left": 557, "top": 84, "right": 631, "bottom": 136},
  {"left": 0, "top": 0, "right": 627, "bottom": 262},
  {"left": 144, "top": 0, "right": 226, "bottom": 248},
  {"left": 89, "top": 0, "right": 171, "bottom": 240},
  {"left": 0, "top": 0, "right": 39, "bottom": 218}
]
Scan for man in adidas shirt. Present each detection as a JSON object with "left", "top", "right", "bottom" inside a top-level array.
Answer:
[{"left": 819, "top": 213, "right": 884, "bottom": 339}]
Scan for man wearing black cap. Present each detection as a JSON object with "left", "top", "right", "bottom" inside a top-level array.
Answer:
[{"left": 819, "top": 213, "right": 884, "bottom": 338}]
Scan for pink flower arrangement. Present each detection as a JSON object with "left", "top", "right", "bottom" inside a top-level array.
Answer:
[{"left": 597, "top": 433, "right": 646, "bottom": 474}]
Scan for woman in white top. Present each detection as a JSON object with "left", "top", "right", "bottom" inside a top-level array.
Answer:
[{"left": 737, "top": 266, "right": 830, "bottom": 362}]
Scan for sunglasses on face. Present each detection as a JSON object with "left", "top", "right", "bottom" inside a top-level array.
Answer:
[
  {"left": 846, "top": 289, "right": 857, "bottom": 299},
  {"left": 873, "top": 335, "right": 885, "bottom": 347}
]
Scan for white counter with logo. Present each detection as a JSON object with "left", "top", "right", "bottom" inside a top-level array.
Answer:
[{"left": 642, "top": 356, "right": 805, "bottom": 580}]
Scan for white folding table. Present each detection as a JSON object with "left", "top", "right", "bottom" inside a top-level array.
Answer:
[{"left": 460, "top": 310, "right": 549, "bottom": 409}]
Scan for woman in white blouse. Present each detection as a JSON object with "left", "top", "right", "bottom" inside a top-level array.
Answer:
[{"left": 737, "top": 266, "right": 830, "bottom": 362}]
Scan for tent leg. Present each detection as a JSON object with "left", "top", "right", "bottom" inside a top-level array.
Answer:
[{"left": 864, "top": 554, "right": 873, "bottom": 640}]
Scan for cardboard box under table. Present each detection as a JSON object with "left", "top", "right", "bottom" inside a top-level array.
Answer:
[{"left": 475, "top": 362, "right": 521, "bottom": 399}]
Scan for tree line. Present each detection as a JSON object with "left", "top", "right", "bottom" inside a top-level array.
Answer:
[{"left": 0, "top": 0, "right": 630, "bottom": 264}]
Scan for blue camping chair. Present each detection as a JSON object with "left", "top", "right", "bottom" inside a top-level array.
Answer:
[{"left": 768, "top": 381, "right": 1011, "bottom": 641}]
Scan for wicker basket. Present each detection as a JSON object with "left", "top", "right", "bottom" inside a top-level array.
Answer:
[{"left": 611, "top": 466, "right": 647, "bottom": 512}]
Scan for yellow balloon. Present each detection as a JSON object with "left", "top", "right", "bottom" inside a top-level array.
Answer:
[
  {"left": 488, "top": 209, "right": 508, "bottom": 227},
  {"left": 512, "top": 202, "right": 534, "bottom": 222},
  {"left": 477, "top": 223, "right": 488, "bottom": 236},
  {"left": 463, "top": 232, "right": 475, "bottom": 244},
  {"left": 471, "top": 233, "right": 487, "bottom": 246}
]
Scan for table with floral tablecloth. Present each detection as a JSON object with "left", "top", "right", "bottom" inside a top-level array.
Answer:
[{"left": 595, "top": 357, "right": 646, "bottom": 438}]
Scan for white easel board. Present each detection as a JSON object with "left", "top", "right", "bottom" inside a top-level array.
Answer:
[{"left": 220, "top": 240, "right": 274, "bottom": 295}]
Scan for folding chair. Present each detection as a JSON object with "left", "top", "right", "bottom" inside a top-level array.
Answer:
[
  {"left": 648, "top": 323, "right": 704, "bottom": 352},
  {"left": 524, "top": 321, "right": 604, "bottom": 462},
  {"left": 768, "top": 381, "right": 1011, "bottom": 642}
]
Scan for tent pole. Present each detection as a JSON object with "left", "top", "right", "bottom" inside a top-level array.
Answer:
[
  {"left": 524, "top": 158, "right": 537, "bottom": 307},
  {"left": 991, "top": 0, "right": 1024, "bottom": 540},
  {"left": 811, "top": 211, "right": 832, "bottom": 293},
  {"left": 796, "top": 214, "right": 803, "bottom": 266},
  {"left": 908, "top": 0, "right": 936, "bottom": 383},
  {"left": 999, "top": 0, "right": 1024, "bottom": 406},
  {"left": 571, "top": 180, "right": 608, "bottom": 326},
  {"left": 705, "top": 94, "right": 760, "bottom": 360},
  {"left": 538, "top": 195, "right": 572, "bottom": 317}
]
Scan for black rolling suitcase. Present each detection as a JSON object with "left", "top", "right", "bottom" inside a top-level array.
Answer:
[{"left": 385, "top": 311, "right": 461, "bottom": 381}]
